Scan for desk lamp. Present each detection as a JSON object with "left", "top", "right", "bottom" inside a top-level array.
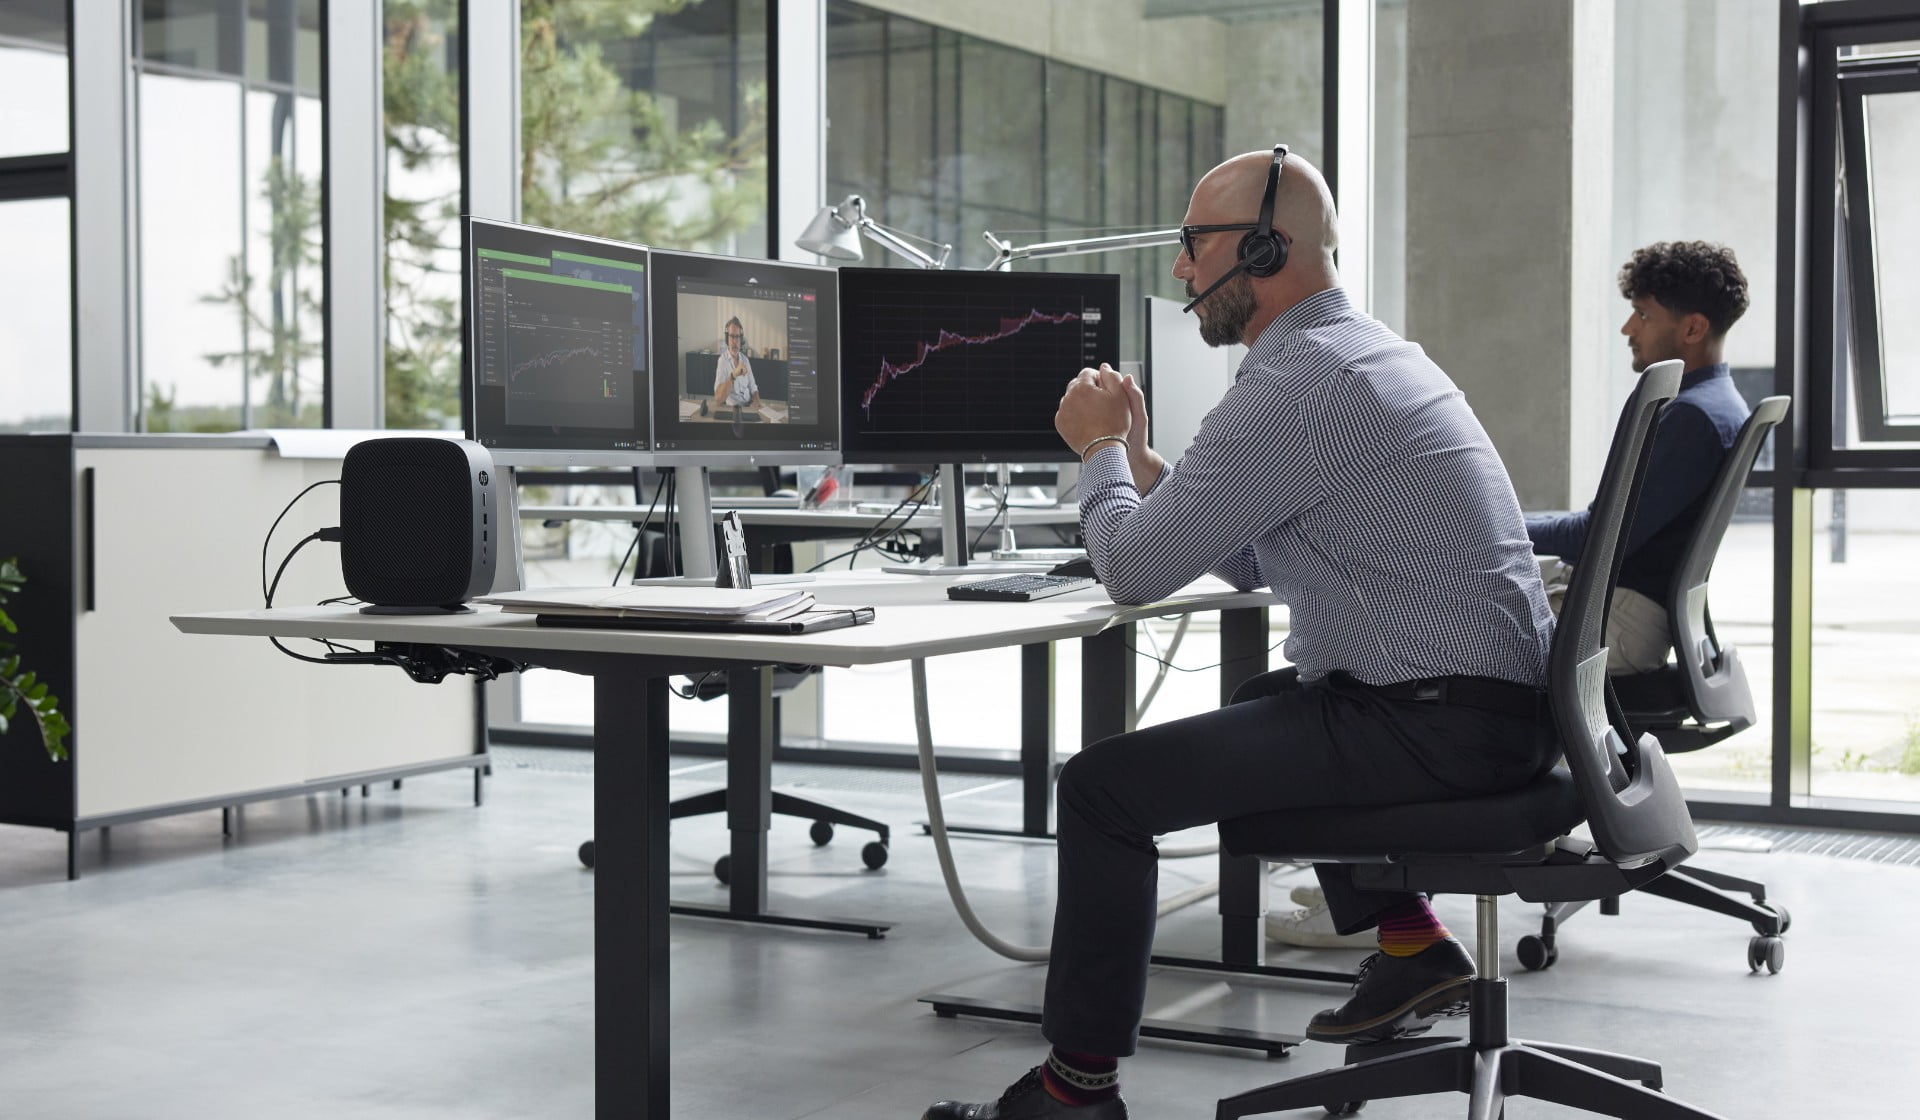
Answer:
[{"left": 796, "top": 194, "right": 953, "bottom": 269}]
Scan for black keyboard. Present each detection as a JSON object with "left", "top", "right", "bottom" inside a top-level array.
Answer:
[{"left": 947, "top": 574, "right": 1100, "bottom": 602}]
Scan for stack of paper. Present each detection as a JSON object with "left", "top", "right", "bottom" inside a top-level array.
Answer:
[{"left": 477, "top": 586, "right": 815, "bottom": 622}]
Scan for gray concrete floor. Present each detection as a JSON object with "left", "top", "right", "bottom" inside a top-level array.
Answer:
[{"left": 1, "top": 749, "right": 1913, "bottom": 1119}]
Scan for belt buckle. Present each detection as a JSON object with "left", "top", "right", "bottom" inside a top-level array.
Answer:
[{"left": 1412, "top": 680, "right": 1443, "bottom": 702}]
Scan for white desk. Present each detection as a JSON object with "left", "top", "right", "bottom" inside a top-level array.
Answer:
[
  {"left": 172, "top": 575, "right": 1278, "bottom": 1117},
  {"left": 520, "top": 502, "right": 1080, "bottom": 532}
]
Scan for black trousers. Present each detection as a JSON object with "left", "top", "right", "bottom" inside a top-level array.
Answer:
[{"left": 1040, "top": 666, "right": 1557, "bottom": 1057}]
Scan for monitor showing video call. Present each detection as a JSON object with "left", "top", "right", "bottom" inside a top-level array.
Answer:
[{"left": 646, "top": 249, "right": 840, "bottom": 462}]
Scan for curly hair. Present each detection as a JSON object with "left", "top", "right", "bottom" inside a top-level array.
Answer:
[{"left": 1618, "top": 241, "right": 1750, "bottom": 337}]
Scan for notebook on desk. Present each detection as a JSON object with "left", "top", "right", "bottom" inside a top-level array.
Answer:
[{"left": 533, "top": 606, "right": 875, "bottom": 634}]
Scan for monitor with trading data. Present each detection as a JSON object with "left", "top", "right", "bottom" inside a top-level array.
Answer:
[
  {"left": 837, "top": 267, "right": 1122, "bottom": 462},
  {"left": 647, "top": 249, "right": 840, "bottom": 464},
  {"left": 465, "top": 217, "right": 652, "bottom": 466}
]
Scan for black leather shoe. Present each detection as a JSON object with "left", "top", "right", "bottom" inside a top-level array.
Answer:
[
  {"left": 1305, "top": 937, "right": 1474, "bottom": 1044},
  {"left": 923, "top": 1066, "right": 1129, "bottom": 1120}
]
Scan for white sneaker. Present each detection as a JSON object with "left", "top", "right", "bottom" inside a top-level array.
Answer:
[
  {"left": 1265, "top": 901, "right": 1376, "bottom": 949},
  {"left": 1288, "top": 884, "right": 1326, "bottom": 908}
]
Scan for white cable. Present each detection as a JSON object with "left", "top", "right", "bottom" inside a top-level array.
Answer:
[{"left": 913, "top": 658, "right": 1220, "bottom": 963}]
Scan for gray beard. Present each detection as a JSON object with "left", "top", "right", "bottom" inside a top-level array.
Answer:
[{"left": 1190, "top": 272, "right": 1256, "bottom": 348}]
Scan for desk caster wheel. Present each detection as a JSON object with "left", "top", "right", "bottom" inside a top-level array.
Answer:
[
  {"left": 1517, "top": 934, "right": 1557, "bottom": 971},
  {"left": 715, "top": 855, "right": 731, "bottom": 886},
  {"left": 1326, "top": 1102, "right": 1365, "bottom": 1117},
  {"left": 1748, "top": 935, "right": 1784, "bottom": 974},
  {"left": 578, "top": 841, "right": 595, "bottom": 869},
  {"left": 861, "top": 840, "right": 889, "bottom": 870},
  {"left": 1752, "top": 902, "right": 1790, "bottom": 935},
  {"left": 810, "top": 820, "right": 834, "bottom": 846}
]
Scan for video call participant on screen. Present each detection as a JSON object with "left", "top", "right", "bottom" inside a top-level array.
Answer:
[
  {"left": 1528, "top": 240, "right": 1753, "bottom": 674},
  {"left": 712, "top": 315, "right": 760, "bottom": 412},
  {"left": 922, "top": 147, "right": 1556, "bottom": 1120}
]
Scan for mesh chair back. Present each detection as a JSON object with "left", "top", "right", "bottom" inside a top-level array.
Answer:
[
  {"left": 1550, "top": 360, "right": 1697, "bottom": 869},
  {"left": 1664, "top": 396, "right": 1790, "bottom": 727}
]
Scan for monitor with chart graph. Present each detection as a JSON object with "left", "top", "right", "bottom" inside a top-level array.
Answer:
[
  {"left": 837, "top": 268, "right": 1122, "bottom": 462},
  {"left": 465, "top": 217, "right": 652, "bottom": 466}
]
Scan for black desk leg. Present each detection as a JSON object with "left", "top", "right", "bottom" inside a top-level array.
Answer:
[
  {"left": 595, "top": 664, "right": 670, "bottom": 1120},
  {"left": 727, "top": 666, "right": 773, "bottom": 917},
  {"left": 918, "top": 640, "right": 1059, "bottom": 841},
  {"left": 1218, "top": 607, "right": 1269, "bottom": 967},
  {"left": 1082, "top": 623, "right": 1136, "bottom": 744},
  {"left": 669, "top": 665, "right": 893, "bottom": 939}
]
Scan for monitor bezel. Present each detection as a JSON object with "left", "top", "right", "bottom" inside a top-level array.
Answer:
[
  {"left": 644, "top": 247, "right": 844, "bottom": 468},
  {"left": 835, "top": 266, "right": 1122, "bottom": 465},
  {"left": 463, "top": 215, "right": 657, "bottom": 468}
]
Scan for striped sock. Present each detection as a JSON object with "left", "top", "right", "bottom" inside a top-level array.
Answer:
[
  {"left": 1376, "top": 896, "right": 1450, "bottom": 958},
  {"left": 1041, "top": 1048, "right": 1119, "bottom": 1105}
]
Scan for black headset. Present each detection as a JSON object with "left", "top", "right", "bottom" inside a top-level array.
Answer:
[{"left": 1183, "top": 143, "right": 1291, "bottom": 313}]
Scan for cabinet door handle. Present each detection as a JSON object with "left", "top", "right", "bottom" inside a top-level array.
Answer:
[{"left": 81, "top": 465, "right": 95, "bottom": 613}]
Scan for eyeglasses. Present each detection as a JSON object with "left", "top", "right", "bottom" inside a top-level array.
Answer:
[
  {"left": 1179, "top": 222, "right": 1259, "bottom": 261},
  {"left": 725, "top": 332, "right": 744, "bottom": 340}
]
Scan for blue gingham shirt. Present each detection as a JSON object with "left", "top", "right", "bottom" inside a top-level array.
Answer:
[{"left": 1080, "top": 287, "right": 1552, "bottom": 688}]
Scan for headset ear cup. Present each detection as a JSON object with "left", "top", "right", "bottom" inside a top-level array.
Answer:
[{"left": 1238, "top": 231, "right": 1288, "bottom": 278}]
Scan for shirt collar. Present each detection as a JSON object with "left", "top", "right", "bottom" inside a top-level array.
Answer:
[
  {"left": 1246, "top": 286, "right": 1355, "bottom": 362},
  {"left": 1680, "top": 361, "right": 1729, "bottom": 391}
]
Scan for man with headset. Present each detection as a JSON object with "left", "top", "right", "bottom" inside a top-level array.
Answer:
[{"left": 922, "top": 148, "right": 1557, "bottom": 1119}]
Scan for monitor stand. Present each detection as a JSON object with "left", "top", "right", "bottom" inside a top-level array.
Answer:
[
  {"left": 883, "top": 463, "right": 1053, "bottom": 576},
  {"left": 636, "top": 466, "right": 812, "bottom": 586}
]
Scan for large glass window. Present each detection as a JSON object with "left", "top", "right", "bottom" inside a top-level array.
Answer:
[
  {"left": 382, "top": 0, "right": 463, "bottom": 430},
  {"left": 0, "top": 1, "right": 68, "bottom": 158},
  {"left": 517, "top": 0, "right": 769, "bottom": 252},
  {"left": 1838, "top": 72, "right": 1920, "bottom": 446},
  {"left": 134, "top": 0, "right": 325, "bottom": 432},
  {"left": 0, "top": 198, "right": 73, "bottom": 432},
  {"left": 824, "top": 1, "right": 1227, "bottom": 364}
]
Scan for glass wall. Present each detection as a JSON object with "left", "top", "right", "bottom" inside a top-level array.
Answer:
[
  {"left": 382, "top": 0, "right": 463, "bottom": 430},
  {"left": 0, "top": 1, "right": 68, "bottom": 158},
  {"left": 135, "top": 0, "right": 326, "bottom": 432},
  {"left": 517, "top": 0, "right": 769, "bottom": 252},
  {"left": 824, "top": 1, "right": 1227, "bottom": 366},
  {"left": 0, "top": 2, "right": 72, "bottom": 433}
]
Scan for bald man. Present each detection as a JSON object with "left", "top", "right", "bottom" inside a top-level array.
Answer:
[{"left": 923, "top": 149, "right": 1556, "bottom": 1119}]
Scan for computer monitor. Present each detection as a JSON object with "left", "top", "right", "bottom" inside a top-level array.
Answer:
[
  {"left": 465, "top": 216, "right": 652, "bottom": 467},
  {"left": 646, "top": 249, "right": 841, "bottom": 465},
  {"left": 837, "top": 267, "right": 1123, "bottom": 463}
]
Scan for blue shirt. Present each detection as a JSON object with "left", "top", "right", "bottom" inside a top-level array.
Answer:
[
  {"left": 1527, "top": 363, "right": 1750, "bottom": 605},
  {"left": 1079, "top": 287, "right": 1553, "bottom": 688}
]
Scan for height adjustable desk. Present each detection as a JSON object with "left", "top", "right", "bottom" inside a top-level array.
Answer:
[{"left": 174, "top": 574, "right": 1282, "bottom": 1118}]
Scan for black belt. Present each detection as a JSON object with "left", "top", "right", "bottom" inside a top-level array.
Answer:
[{"left": 1341, "top": 672, "right": 1547, "bottom": 721}]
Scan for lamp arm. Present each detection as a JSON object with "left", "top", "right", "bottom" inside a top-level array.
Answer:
[
  {"left": 860, "top": 217, "right": 952, "bottom": 270},
  {"left": 982, "top": 227, "right": 1182, "bottom": 271}
]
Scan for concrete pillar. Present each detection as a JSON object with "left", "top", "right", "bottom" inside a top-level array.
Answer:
[{"left": 1403, "top": 0, "right": 1613, "bottom": 510}]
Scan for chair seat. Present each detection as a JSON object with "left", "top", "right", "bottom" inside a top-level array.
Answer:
[
  {"left": 1219, "top": 769, "right": 1585, "bottom": 862},
  {"left": 1610, "top": 667, "right": 1690, "bottom": 723}
]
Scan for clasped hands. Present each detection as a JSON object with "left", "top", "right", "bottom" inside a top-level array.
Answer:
[{"left": 1055, "top": 362, "right": 1147, "bottom": 462}]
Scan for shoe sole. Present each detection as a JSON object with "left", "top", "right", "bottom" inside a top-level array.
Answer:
[{"left": 1303, "top": 975, "right": 1473, "bottom": 1044}]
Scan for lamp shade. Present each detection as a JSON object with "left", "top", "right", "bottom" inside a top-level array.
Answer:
[{"left": 795, "top": 200, "right": 864, "bottom": 261}]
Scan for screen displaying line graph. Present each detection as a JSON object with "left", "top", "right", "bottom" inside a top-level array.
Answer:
[
  {"left": 466, "top": 217, "right": 652, "bottom": 461},
  {"left": 838, "top": 268, "right": 1121, "bottom": 461}
]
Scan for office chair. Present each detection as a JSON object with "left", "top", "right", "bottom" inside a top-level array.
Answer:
[
  {"left": 1215, "top": 360, "right": 1728, "bottom": 1119},
  {"left": 1521, "top": 395, "right": 1791, "bottom": 976},
  {"left": 577, "top": 469, "right": 890, "bottom": 879}
]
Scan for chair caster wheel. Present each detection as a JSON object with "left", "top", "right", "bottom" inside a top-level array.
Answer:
[
  {"left": 861, "top": 840, "right": 889, "bottom": 870},
  {"left": 810, "top": 820, "right": 835, "bottom": 846},
  {"left": 1517, "top": 934, "right": 1558, "bottom": 971},
  {"left": 1748, "top": 935, "right": 1784, "bottom": 973},
  {"left": 715, "top": 854, "right": 731, "bottom": 886},
  {"left": 1752, "top": 902, "right": 1790, "bottom": 935},
  {"left": 578, "top": 840, "right": 596, "bottom": 869},
  {"left": 1326, "top": 1101, "right": 1365, "bottom": 1117}
]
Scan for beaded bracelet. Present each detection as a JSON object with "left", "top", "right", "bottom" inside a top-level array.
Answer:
[{"left": 1078, "top": 434, "right": 1128, "bottom": 460}]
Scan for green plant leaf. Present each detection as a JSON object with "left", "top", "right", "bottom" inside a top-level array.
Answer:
[
  {"left": 0, "top": 606, "right": 16, "bottom": 633},
  {"left": 28, "top": 682, "right": 48, "bottom": 701}
]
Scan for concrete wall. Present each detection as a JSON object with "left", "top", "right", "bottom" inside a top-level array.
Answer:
[{"left": 1402, "top": 0, "right": 1613, "bottom": 510}]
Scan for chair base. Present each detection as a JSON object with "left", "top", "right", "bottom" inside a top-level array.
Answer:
[
  {"left": 1527, "top": 861, "right": 1787, "bottom": 973},
  {"left": 1217, "top": 975, "right": 1727, "bottom": 1120}
]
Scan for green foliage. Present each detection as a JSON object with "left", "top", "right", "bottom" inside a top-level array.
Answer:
[
  {"left": 378, "top": 0, "right": 770, "bottom": 429},
  {"left": 0, "top": 558, "right": 71, "bottom": 761},
  {"left": 1900, "top": 716, "right": 1920, "bottom": 777}
]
